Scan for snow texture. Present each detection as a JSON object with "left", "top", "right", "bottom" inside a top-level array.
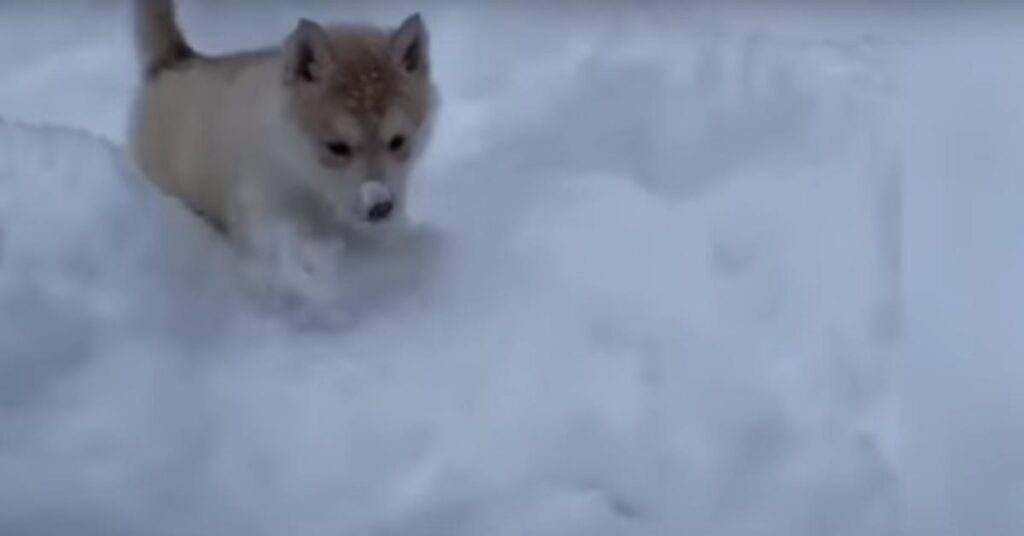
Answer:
[{"left": 1, "top": 2, "right": 1014, "bottom": 536}]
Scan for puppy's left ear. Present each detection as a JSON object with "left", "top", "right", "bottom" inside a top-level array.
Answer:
[{"left": 391, "top": 13, "right": 429, "bottom": 75}]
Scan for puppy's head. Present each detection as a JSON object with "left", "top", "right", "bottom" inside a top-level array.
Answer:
[{"left": 279, "top": 14, "right": 436, "bottom": 227}]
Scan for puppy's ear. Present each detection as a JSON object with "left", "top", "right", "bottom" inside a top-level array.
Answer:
[
  {"left": 390, "top": 13, "right": 429, "bottom": 75},
  {"left": 283, "top": 19, "right": 336, "bottom": 85}
]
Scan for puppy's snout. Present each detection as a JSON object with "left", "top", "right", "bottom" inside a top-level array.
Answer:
[
  {"left": 360, "top": 181, "right": 395, "bottom": 223},
  {"left": 367, "top": 200, "right": 394, "bottom": 222}
]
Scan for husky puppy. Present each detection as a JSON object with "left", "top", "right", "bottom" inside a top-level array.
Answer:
[{"left": 129, "top": 0, "right": 438, "bottom": 262}]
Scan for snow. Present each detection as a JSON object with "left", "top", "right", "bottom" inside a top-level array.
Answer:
[
  {"left": 0, "top": 2, "right": 1017, "bottom": 535},
  {"left": 898, "top": 13, "right": 1024, "bottom": 535}
]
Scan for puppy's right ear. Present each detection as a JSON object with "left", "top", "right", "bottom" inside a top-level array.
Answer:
[
  {"left": 390, "top": 13, "right": 429, "bottom": 75},
  {"left": 283, "top": 19, "right": 336, "bottom": 86}
]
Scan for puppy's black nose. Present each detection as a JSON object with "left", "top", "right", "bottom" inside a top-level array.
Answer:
[{"left": 367, "top": 200, "right": 394, "bottom": 222}]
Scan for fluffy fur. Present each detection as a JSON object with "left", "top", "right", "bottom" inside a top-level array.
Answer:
[{"left": 129, "top": 0, "right": 438, "bottom": 251}]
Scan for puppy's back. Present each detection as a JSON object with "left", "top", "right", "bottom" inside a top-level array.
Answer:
[{"left": 130, "top": 0, "right": 277, "bottom": 228}]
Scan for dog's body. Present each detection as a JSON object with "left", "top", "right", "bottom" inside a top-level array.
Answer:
[{"left": 129, "top": 0, "right": 438, "bottom": 250}]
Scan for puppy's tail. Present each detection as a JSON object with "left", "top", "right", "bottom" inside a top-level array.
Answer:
[{"left": 134, "top": 0, "right": 194, "bottom": 79}]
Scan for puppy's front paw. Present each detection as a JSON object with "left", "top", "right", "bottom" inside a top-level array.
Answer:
[{"left": 286, "top": 238, "right": 346, "bottom": 297}]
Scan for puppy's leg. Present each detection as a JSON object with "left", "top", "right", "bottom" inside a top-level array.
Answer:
[{"left": 230, "top": 186, "right": 346, "bottom": 311}]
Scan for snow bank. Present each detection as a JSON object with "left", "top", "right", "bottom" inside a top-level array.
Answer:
[{"left": 0, "top": 4, "right": 898, "bottom": 535}]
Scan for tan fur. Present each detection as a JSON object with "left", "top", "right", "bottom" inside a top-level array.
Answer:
[
  {"left": 129, "top": 2, "right": 438, "bottom": 246},
  {"left": 134, "top": 0, "right": 194, "bottom": 78}
]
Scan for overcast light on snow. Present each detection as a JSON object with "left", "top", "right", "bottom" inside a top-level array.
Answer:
[{"left": 0, "top": 2, "right": 1020, "bottom": 535}]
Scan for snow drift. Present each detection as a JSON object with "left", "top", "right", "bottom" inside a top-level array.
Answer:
[{"left": 0, "top": 4, "right": 899, "bottom": 535}]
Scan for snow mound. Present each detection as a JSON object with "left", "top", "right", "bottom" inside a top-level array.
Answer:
[{"left": 0, "top": 7, "right": 898, "bottom": 535}]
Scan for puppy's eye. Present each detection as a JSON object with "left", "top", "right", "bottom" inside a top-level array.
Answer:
[
  {"left": 325, "top": 141, "right": 352, "bottom": 157},
  {"left": 388, "top": 135, "right": 406, "bottom": 152}
]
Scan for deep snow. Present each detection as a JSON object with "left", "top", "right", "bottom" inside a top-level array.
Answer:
[{"left": 0, "top": 2, "right": 1014, "bottom": 536}]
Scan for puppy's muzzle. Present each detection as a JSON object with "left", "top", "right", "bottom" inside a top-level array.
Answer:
[{"left": 361, "top": 181, "right": 395, "bottom": 223}]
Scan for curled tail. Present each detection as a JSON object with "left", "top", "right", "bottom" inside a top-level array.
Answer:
[{"left": 134, "top": 0, "right": 194, "bottom": 79}]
